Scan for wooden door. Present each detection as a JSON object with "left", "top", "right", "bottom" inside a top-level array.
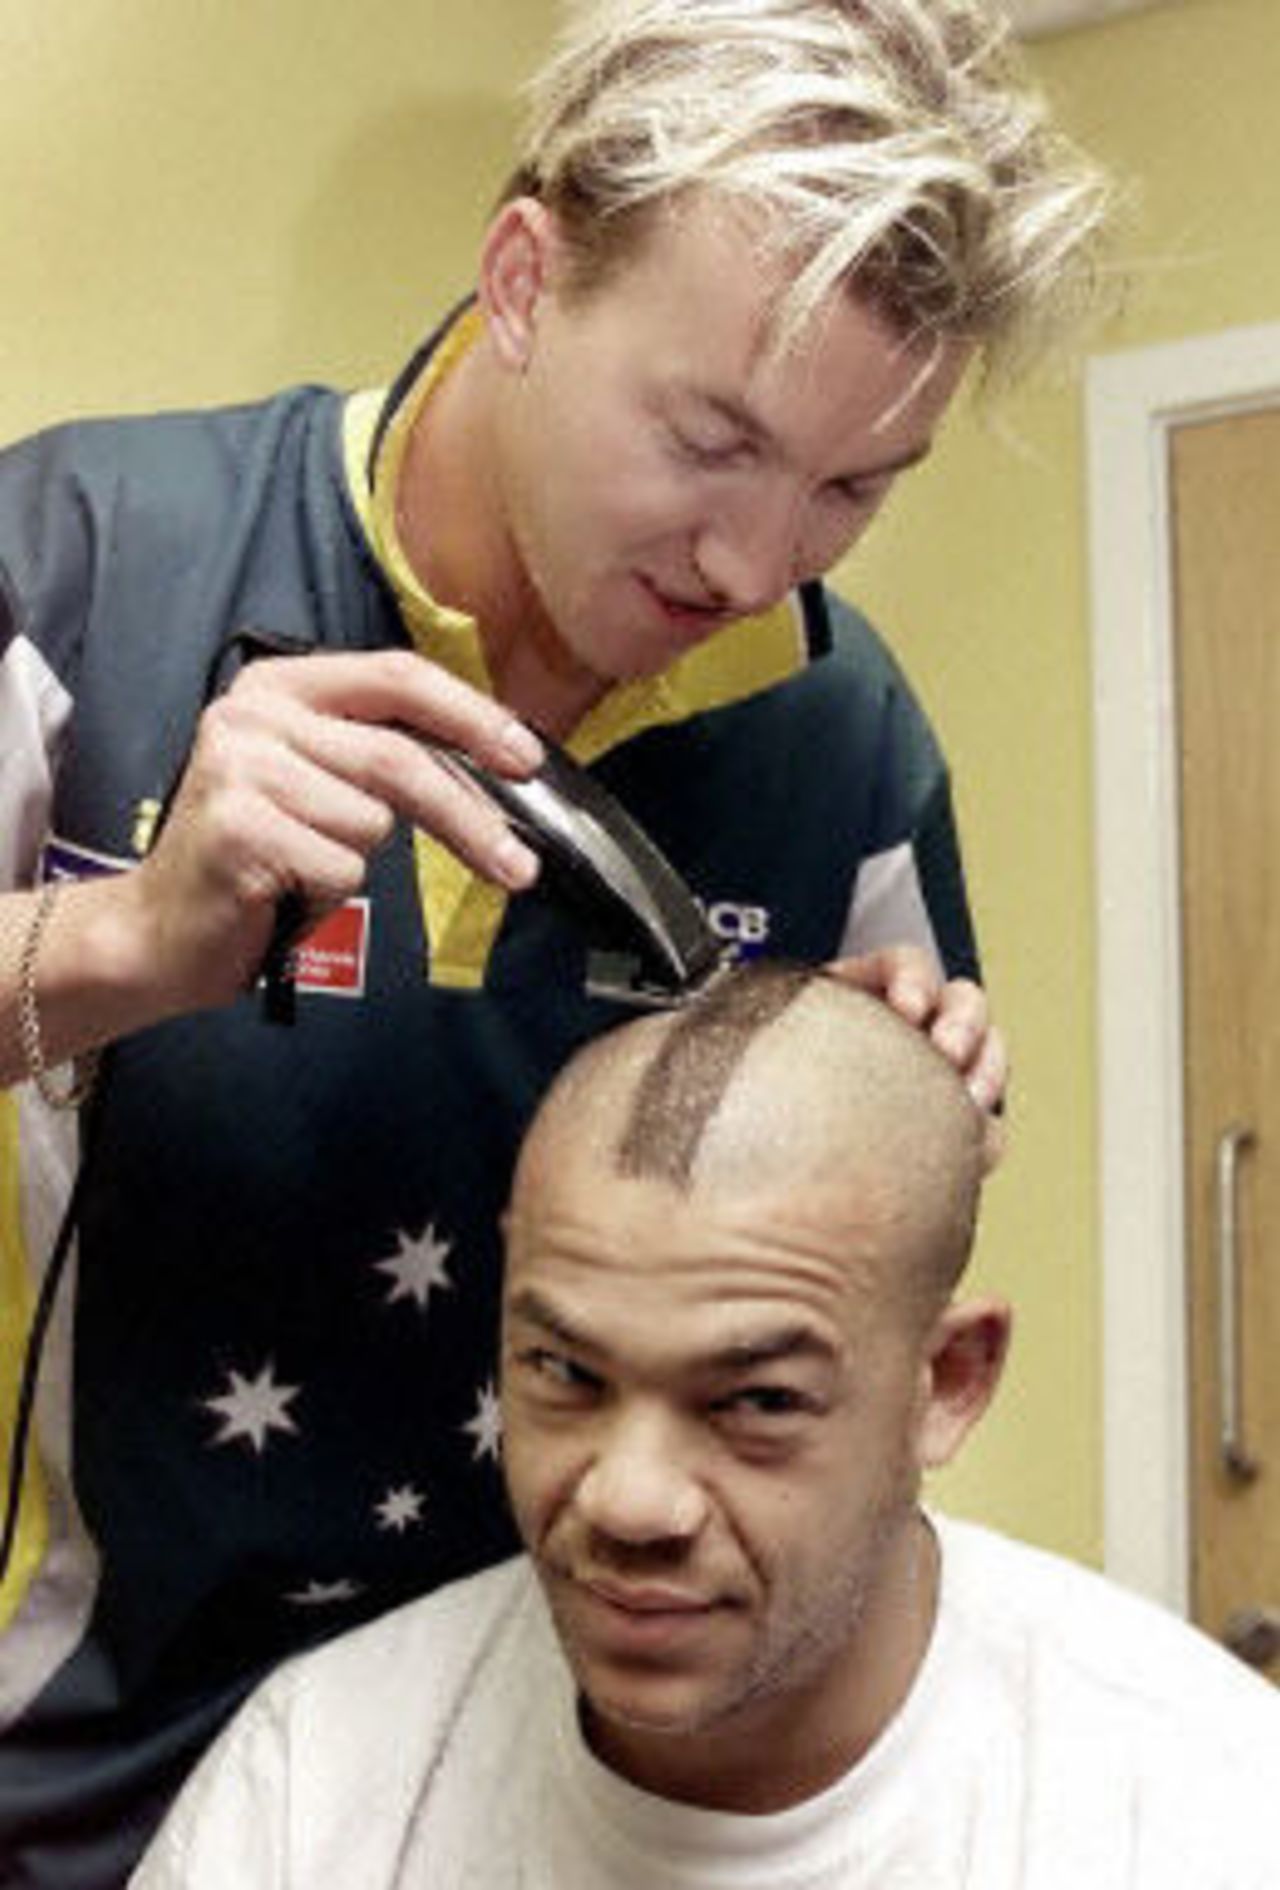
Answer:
[{"left": 1171, "top": 405, "right": 1280, "bottom": 1678}]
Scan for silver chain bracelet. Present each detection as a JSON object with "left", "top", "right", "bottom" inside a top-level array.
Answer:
[{"left": 16, "top": 882, "right": 99, "bottom": 1110}]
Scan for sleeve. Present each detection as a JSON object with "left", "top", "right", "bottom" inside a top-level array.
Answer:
[
  {"left": 128, "top": 1686, "right": 291, "bottom": 1890},
  {"left": 818, "top": 590, "right": 980, "bottom": 984},
  {"left": 0, "top": 429, "right": 86, "bottom": 893},
  {"left": 837, "top": 766, "right": 981, "bottom": 984}
]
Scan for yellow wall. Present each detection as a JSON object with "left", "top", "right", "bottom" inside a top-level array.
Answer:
[
  {"left": 6, "top": 0, "right": 1275, "bottom": 1571},
  {"left": 857, "top": 0, "right": 1280, "bottom": 1560},
  {"left": 0, "top": 2, "right": 559, "bottom": 434}
]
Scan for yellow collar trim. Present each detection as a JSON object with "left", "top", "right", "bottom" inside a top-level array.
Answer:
[{"left": 363, "top": 308, "right": 492, "bottom": 696}]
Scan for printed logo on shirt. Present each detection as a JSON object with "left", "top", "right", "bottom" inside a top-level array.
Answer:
[
  {"left": 705, "top": 900, "right": 772, "bottom": 960},
  {"left": 292, "top": 900, "right": 371, "bottom": 998}
]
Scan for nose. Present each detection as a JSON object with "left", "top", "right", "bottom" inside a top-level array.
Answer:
[
  {"left": 573, "top": 1405, "right": 708, "bottom": 1547},
  {"left": 694, "top": 483, "right": 808, "bottom": 616}
]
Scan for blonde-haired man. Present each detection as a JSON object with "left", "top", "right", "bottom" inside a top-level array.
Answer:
[
  {"left": 1, "top": 4, "right": 1109, "bottom": 1881},
  {"left": 135, "top": 969, "right": 1280, "bottom": 1887}
]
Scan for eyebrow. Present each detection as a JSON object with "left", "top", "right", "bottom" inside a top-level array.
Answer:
[
  {"left": 680, "top": 386, "right": 936, "bottom": 484},
  {"left": 505, "top": 1288, "right": 602, "bottom": 1357},
  {"left": 705, "top": 1326, "right": 841, "bottom": 1374},
  {"left": 505, "top": 1288, "right": 838, "bottom": 1375}
]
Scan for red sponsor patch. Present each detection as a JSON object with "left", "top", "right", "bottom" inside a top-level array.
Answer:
[{"left": 293, "top": 900, "right": 370, "bottom": 997}]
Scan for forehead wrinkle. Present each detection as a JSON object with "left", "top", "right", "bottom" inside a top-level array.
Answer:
[
  {"left": 506, "top": 1274, "right": 845, "bottom": 1390},
  {"left": 507, "top": 1187, "right": 880, "bottom": 1360}
]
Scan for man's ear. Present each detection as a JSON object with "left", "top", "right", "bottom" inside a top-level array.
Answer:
[
  {"left": 477, "top": 198, "right": 558, "bottom": 372},
  {"left": 914, "top": 1298, "right": 1011, "bottom": 1472}
]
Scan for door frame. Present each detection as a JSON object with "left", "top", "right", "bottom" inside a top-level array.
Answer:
[{"left": 1088, "top": 320, "right": 1280, "bottom": 1612}]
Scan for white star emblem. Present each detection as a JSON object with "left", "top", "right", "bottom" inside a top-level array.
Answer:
[
  {"left": 375, "top": 1484, "right": 427, "bottom": 1534},
  {"left": 463, "top": 1380, "right": 503, "bottom": 1463},
  {"left": 203, "top": 1361, "right": 301, "bottom": 1455},
  {"left": 375, "top": 1223, "right": 454, "bottom": 1310},
  {"left": 285, "top": 1578, "right": 362, "bottom": 1608}
]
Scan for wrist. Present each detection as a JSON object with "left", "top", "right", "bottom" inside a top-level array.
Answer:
[{"left": 32, "top": 870, "right": 183, "bottom": 1057}]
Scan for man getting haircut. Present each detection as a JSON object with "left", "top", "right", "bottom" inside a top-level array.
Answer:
[{"left": 133, "top": 970, "right": 1279, "bottom": 1888}]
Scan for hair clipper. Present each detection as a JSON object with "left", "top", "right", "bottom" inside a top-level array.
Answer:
[{"left": 429, "top": 737, "right": 733, "bottom": 1007}]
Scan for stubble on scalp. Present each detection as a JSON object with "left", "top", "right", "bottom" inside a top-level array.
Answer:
[{"left": 614, "top": 962, "right": 818, "bottom": 1187}]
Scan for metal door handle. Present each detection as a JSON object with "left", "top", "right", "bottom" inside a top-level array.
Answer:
[
  {"left": 1222, "top": 1606, "right": 1280, "bottom": 1669},
  {"left": 1215, "top": 1124, "right": 1260, "bottom": 1481}
]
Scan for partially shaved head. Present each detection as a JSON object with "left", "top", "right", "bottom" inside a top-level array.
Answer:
[
  {"left": 615, "top": 963, "right": 814, "bottom": 1186},
  {"left": 513, "top": 963, "right": 986, "bottom": 1316}
]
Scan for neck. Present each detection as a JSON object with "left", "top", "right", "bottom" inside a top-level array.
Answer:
[
  {"left": 584, "top": 1511, "right": 940, "bottom": 1816},
  {"left": 394, "top": 334, "right": 609, "bottom": 740}
]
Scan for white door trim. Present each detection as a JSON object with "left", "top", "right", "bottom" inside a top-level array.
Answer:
[{"left": 1088, "top": 321, "right": 1280, "bottom": 1612}]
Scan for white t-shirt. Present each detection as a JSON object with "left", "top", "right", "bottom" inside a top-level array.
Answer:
[{"left": 131, "top": 1516, "right": 1280, "bottom": 1889}]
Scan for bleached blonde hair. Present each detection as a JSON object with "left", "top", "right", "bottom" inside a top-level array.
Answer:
[{"left": 505, "top": 0, "right": 1115, "bottom": 379}]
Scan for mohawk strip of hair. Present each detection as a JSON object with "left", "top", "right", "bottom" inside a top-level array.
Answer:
[{"left": 615, "top": 962, "right": 819, "bottom": 1187}]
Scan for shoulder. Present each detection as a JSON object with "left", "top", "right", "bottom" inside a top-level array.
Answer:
[
  {"left": 935, "top": 1513, "right": 1280, "bottom": 1757},
  {"left": 0, "top": 387, "right": 338, "bottom": 506},
  {"left": 0, "top": 388, "right": 348, "bottom": 676},
  {"left": 804, "top": 584, "right": 905, "bottom": 685},
  {"left": 797, "top": 582, "right": 945, "bottom": 756},
  {"left": 3, "top": 381, "right": 340, "bottom": 470},
  {"left": 265, "top": 1556, "right": 542, "bottom": 1721},
  {"left": 137, "top": 1561, "right": 550, "bottom": 1885},
  {"left": 270, "top": 1559, "right": 555, "bottom": 1872},
  {"left": 919, "top": 1516, "right": 1280, "bottom": 1881}
]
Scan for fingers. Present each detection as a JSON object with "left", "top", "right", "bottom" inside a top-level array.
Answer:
[
  {"left": 979, "top": 1109, "right": 1007, "bottom": 1175},
  {"left": 201, "top": 686, "right": 541, "bottom": 892},
  {"left": 121, "top": 648, "right": 553, "bottom": 1016},
  {"left": 826, "top": 943, "right": 941, "bottom": 1022},
  {"left": 938, "top": 1004, "right": 1010, "bottom": 1175},
  {"left": 827, "top": 949, "right": 1010, "bottom": 1167},
  {"left": 229, "top": 649, "right": 544, "bottom": 778},
  {"left": 194, "top": 699, "right": 397, "bottom": 863},
  {"left": 927, "top": 979, "right": 991, "bottom": 1084},
  {"left": 224, "top": 648, "right": 550, "bottom": 885},
  {"left": 958, "top": 1015, "right": 1008, "bottom": 1118}
]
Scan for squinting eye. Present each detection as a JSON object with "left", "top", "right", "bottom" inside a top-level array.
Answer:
[
  {"left": 715, "top": 1385, "right": 808, "bottom": 1419},
  {"left": 519, "top": 1348, "right": 599, "bottom": 1395},
  {"left": 670, "top": 428, "right": 749, "bottom": 469}
]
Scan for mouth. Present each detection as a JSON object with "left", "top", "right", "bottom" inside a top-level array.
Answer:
[
  {"left": 562, "top": 1571, "right": 738, "bottom": 1656},
  {"left": 583, "top": 1578, "right": 719, "bottom": 1617},
  {"left": 637, "top": 575, "right": 737, "bottom": 636}
]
